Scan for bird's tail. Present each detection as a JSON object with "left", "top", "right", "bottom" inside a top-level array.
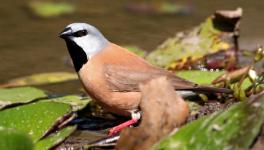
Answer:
[{"left": 178, "top": 86, "right": 233, "bottom": 94}]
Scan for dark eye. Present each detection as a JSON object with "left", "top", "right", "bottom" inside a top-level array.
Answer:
[{"left": 73, "top": 30, "right": 88, "bottom": 37}]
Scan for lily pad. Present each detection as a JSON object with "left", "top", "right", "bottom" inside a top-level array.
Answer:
[
  {"left": 0, "top": 87, "right": 47, "bottom": 109},
  {"left": 154, "top": 91, "right": 264, "bottom": 150},
  {"left": 0, "top": 72, "right": 78, "bottom": 88},
  {"left": 0, "top": 127, "right": 34, "bottom": 150},
  {"left": 176, "top": 70, "right": 224, "bottom": 85},
  {"left": 146, "top": 8, "right": 242, "bottom": 70},
  {"left": 35, "top": 126, "right": 76, "bottom": 150},
  {"left": 28, "top": 1, "right": 75, "bottom": 18},
  {"left": 0, "top": 101, "right": 72, "bottom": 142},
  {"left": 48, "top": 95, "right": 91, "bottom": 111}
]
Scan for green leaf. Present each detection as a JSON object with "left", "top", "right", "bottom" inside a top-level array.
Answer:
[
  {"left": 0, "top": 87, "right": 47, "bottom": 109},
  {"left": 176, "top": 70, "right": 224, "bottom": 85},
  {"left": 232, "top": 79, "right": 250, "bottom": 101},
  {"left": 0, "top": 101, "right": 72, "bottom": 142},
  {"left": 154, "top": 92, "right": 264, "bottom": 150},
  {"left": 35, "top": 126, "right": 76, "bottom": 150},
  {"left": 125, "top": 2, "right": 191, "bottom": 15},
  {"left": 47, "top": 95, "right": 92, "bottom": 111},
  {"left": 160, "top": 2, "right": 188, "bottom": 14},
  {"left": 0, "top": 127, "right": 34, "bottom": 150},
  {"left": 0, "top": 72, "right": 78, "bottom": 88},
  {"left": 146, "top": 8, "right": 241, "bottom": 70},
  {"left": 28, "top": 1, "right": 75, "bottom": 18}
]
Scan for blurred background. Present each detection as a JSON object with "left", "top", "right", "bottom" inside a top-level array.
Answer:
[{"left": 0, "top": 0, "right": 263, "bottom": 93}]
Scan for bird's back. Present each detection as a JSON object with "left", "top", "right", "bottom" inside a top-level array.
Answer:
[{"left": 95, "top": 43, "right": 197, "bottom": 90}]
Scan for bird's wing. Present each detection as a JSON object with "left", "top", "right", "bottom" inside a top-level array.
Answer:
[
  {"left": 103, "top": 44, "right": 232, "bottom": 94},
  {"left": 104, "top": 65, "right": 198, "bottom": 92}
]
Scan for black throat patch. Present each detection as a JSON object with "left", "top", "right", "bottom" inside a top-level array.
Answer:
[{"left": 64, "top": 39, "right": 88, "bottom": 72}]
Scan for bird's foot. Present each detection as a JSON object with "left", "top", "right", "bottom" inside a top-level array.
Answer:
[
  {"left": 108, "top": 118, "right": 138, "bottom": 136},
  {"left": 108, "top": 110, "right": 141, "bottom": 136}
]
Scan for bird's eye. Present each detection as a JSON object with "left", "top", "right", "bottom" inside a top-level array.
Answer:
[{"left": 73, "top": 30, "right": 88, "bottom": 37}]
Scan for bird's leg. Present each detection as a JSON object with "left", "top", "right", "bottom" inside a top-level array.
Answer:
[{"left": 108, "top": 110, "right": 141, "bottom": 136}]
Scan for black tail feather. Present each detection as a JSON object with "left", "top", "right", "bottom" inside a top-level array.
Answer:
[{"left": 178, "top": 86, "right": 233, "bottom": 94}]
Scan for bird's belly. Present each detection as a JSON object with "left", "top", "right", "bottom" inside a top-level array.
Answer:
[{"left": 78, "top": 70, "right": 141, "bottom": 116}]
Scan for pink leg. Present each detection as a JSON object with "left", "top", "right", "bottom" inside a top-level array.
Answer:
[{"left": 108, "top": 118, "right": 138, "bottom": 136}]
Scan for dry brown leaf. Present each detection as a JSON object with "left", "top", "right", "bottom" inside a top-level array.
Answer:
[{"left": 116, "top": 76, "right": 189, "bottom": 150}]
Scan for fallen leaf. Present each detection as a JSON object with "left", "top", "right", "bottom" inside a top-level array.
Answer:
[
  {"left": 146, "top": 8, "right": 242, "bottom": 70},
  {"left": 212, "top": 66, "right": 250, "bottom": 84},
  {"left": 117, "top": 77, "right": 189, "bottom": 150}
]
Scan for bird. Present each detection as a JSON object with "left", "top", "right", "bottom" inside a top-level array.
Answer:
[{"left": 59, "top": 23, "right": 232, "bottom": 134}]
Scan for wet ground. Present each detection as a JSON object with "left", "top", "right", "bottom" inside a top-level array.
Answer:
[{"left": 1, "top": 0, "right": 264, "bottom": 94}]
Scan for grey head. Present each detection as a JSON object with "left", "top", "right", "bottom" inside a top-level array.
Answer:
[{"left": 59, "top": 23, "right": 109, "bottom": 72}]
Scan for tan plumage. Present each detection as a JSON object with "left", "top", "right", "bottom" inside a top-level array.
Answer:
[{"left": 78, "top": 43, "right": 230, "bottom": 116}]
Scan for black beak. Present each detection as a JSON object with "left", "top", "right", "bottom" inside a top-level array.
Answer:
[{"left": 59, "top": 27, "right": 72, "bottom": 39}]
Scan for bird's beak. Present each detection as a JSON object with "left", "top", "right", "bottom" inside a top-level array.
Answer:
[{"left": 59, "top": 27, "right": 72, "bottom": 39}]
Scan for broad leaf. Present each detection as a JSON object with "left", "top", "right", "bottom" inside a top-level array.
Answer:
[
  {"left": 0, "top": 87, "right": 47, "bottom": 109},
  {"left": 176, "top": 70, "right": 224, "bottom": 85},
  {"left": 0, "top": 127, "right": 34, "bottom": 150},
  {"left": 47, "top": 95, "right": 91, "bottom": 111},
  {"left": 0, "top": 72, "right": 78, "bottom": 88},
  {"left": 154, "top": 92, "right": 264, "bottom": 150},
  {"left": 146, "top": 8, "right": 242, "bottom": 70},
  {"left": 35, "top": 126, "right": 76, "bottom": 150},
  {"left": 28, "top": 1, "right": 75, "bottom": 18},
  {"left": 0, "top": 101, "right": 72, "bottom": 142}
]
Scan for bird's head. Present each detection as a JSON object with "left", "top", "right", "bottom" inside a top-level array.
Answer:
[{"left": 59, "top": 23, "right": 109, "bottom": 72}]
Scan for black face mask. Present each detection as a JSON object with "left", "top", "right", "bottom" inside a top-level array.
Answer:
[{"left": 64, "top": 39, "right": 88, "bottom": 72}]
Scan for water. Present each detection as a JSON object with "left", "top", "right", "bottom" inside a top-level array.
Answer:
[{"left": 1, "top": 0, "right": 264, "bottom": 93}]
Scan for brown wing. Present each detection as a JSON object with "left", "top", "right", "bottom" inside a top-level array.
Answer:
[
  {"left": 104, "top": 65, "right": 198, "bottom": 92},
  {"left": 102, "top": 43, "right": 232, "bottom": 94}
]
